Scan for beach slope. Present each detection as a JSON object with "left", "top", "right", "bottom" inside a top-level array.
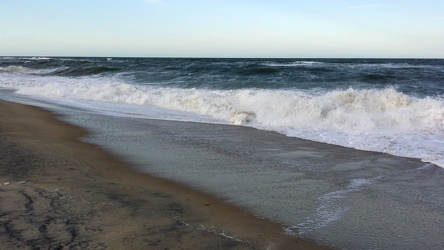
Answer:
[{"left": 0, "top": 100, "right": 328, "bottom": 249}]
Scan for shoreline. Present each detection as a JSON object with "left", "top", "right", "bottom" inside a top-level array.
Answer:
[{"left": 0, "top": 100, "right": 329, "bottom": 249}]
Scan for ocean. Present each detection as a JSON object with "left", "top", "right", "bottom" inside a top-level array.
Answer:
[
  {"left": 1, "top": 57, "right": 443, "bottom": 167},
  {"left": 1, "top": 57, "right": 444, "bottom": 249}
]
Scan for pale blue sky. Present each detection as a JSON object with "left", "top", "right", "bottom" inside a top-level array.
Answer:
[{"left": 1, "top": 0, "right": 443, "bottom": 58}]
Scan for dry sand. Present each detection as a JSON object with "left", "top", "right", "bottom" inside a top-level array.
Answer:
[{"left": 0, "top": 100, "right": 330, "bottom": 249}]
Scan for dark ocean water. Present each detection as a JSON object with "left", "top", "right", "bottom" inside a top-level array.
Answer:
[
  {"left": 1, "top": 57, "right": 444, "bottom": 166},
  {"left": 1, "top": 57, "right": 444, "bottom": 96}
]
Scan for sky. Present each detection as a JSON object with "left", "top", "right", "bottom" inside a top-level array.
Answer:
[{"left": 1, "top": 0, "right": 444, "bottom": 58}]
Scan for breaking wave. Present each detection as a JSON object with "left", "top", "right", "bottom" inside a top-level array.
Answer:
[
  {"left": 52, "top": 66, "right": 120, "bottom": 76},
  {"left": 4, "top": 76, "right": 443, "bottom": 167},
  {"left": 1, "top": 57, "right": 443, "bottom": 167},
  {"left": 0, "top": 65, "right": 63, "bottom": 75},
  {"left": 0, "top": 64, "right": 119, "bottom": 77}
]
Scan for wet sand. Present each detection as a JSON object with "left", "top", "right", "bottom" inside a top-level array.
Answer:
[{"left": 0, "top": 100, "right": 329, "bottom": 249}]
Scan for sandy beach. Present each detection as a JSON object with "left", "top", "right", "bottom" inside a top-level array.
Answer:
[{"left": 0, "top": 100, "right": 329, "bottom": 249}]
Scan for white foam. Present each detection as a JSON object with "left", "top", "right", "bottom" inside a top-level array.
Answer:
[
  {"left": 296, "top": 189, "right": 349, "bottom": 234},
  {"left": 22, "top": 57, "right": 51, "bottom": 60},
  {"left": 0, "top": 66, "right": 33, "bottom": 74},
  {"left": 0, "top": 65, "right": 64, "bottom": 75},
  {"left": 263, "top": 61, "right": 324, "bottom": 67},
  {"left": 2, "top": 74, "right": 443, "bottom": 167},
  {"left": 288, "top": 176, "right": 379, "bottom": 235},
  {"left": 263, "top": 61, "right": 437, "bottom": 70}
]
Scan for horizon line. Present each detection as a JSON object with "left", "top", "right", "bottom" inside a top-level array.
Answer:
[{"left": 2, "top": 55, "right": 444, "bottom": 60}]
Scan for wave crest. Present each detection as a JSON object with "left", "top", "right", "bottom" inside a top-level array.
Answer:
[
  {"left": 0, "top": 66, "right": 61, "bottom": 75},
  {"left": 53, "top": 66, "right": 119, "bottom": 76},
  {"left": 6, "top": 78, "right": 444, "bottom": 166},
  {"left": 12, "top": 80, "right": 443, "bottom": 133}
]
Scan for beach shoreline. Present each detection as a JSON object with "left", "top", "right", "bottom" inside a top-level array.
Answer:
[{"left": 0, "top": 99, "right": 329, "bottom": 249}]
